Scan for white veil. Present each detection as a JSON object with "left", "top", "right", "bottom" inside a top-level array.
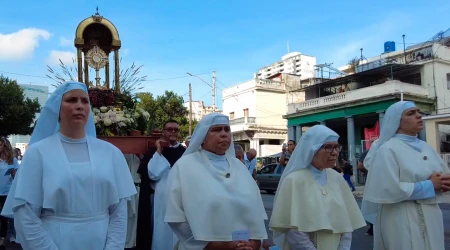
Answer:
[{"left": 183, "top": 113, "right": 235, "bottom": 158}]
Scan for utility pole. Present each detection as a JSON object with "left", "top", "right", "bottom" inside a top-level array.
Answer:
[
  {"left": 189, "top": 83, "right": 193, "bottom": 135},
  {"left": 212, "top": 71, "right": 216, "bottom": 110},
  {"left": 402, "top": 34, "right": 407, "bottom": 64}
]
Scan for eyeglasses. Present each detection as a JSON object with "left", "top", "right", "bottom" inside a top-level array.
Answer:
[
  {"left": 165, "top": 128, "right": 180, "bottom": 133},
  {"left": 321, "top": 145, "right": 342, "bottom": 153}
]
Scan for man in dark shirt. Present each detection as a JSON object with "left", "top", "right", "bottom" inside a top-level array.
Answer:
[{"left": 342, "top": 160, "right": 355, "bottom": 192}]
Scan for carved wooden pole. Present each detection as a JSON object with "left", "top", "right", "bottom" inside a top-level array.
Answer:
[
  {"left": 105, "top": 60, "right": 110, "bottom": 89},
  {"left": 77, "top": 48, "right": 83, "bottom": 84},
  {"left": 114, "top": 49, "right": 120, "bottom": 94},
  {"left": 84, "top": 56, "right": 89, "bottom": 86}
]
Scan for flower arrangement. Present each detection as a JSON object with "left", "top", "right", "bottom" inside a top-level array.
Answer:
[
  {"left": 93, "top": 107, "right": 135, "bottom": 136},
  {"left": 92, "top": 106, "right": 150, "bottom": 136},
  {"left": 88, "top": 89, "right": 115, "bottom": 108},
  {"left": 133, "top": 108, "right": 151, "bottom": 134}
]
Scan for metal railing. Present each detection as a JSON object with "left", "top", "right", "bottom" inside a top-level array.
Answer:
[{"left": 229, "top": 117, "right": 256, "bottom": 125}]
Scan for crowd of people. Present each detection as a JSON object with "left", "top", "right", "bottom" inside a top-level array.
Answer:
[{"left": 0, "top": 80, "right": 448, "bottom": 250}]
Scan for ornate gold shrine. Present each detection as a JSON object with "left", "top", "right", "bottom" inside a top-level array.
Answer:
[{"left": 74, "top": 8, "right": 121, "bottom": 94}]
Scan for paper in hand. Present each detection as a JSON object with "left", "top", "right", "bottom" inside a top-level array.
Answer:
[{"left": 232, "top": 230, "right": 250, "bottom": 241}]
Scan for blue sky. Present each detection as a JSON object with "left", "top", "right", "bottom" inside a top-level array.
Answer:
[{"left": 0, "top": 0, "right": 449, "bottom": 109}]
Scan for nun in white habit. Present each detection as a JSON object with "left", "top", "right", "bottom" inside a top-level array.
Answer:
[
  {"left": 1, "top": 81, "right": 137, "bottom": 250},
  {"left": 269, "top": 125, "right": 366, "bottom": 250},
  {"left": 165, "top": 113, "right": 268, "bottom": 250},
  {"left": 362, "top": 101, "right": 450, "bottom": 250}
]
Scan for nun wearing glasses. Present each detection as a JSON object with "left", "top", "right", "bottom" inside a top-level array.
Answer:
[
  {"left": 269, "top": 125, "right": 365, "bottom": 250},
  {"left": 165, "top": 113, "right": 267, "bottom": 250},
  {"left": 1, "top": 81, "right": 136, "bottom": 250},
  {"left": 362, "top": 101, "right": 450, "bottom": 250}
]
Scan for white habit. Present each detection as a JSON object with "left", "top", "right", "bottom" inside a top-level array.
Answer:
[
  {"left": 269, "top": 125, "right": 366, "bottom": 250},
  {"left": 270, "top": 167, "right": 365, "bottom": 250},
  {"left": 147, "top": 144, "right": 181, "bottom": 250},
  {"left": 124, "top": 154, "right": 141, "bottom": 248},
  {"left": 364, "top": 138, "right": 450, "bottom": 250},
  {"left": 165, "top": 149, "right": 268, "bottom": 249},
  {"left": 1, "top": 133, "right": 137, "bottom": 250}
]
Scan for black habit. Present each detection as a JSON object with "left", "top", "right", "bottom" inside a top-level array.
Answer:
[{"left": 135, "top": 145, "right": 186, "bottom": 250}]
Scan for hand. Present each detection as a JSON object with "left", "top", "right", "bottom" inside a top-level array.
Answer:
[
  {"left": 155, "top": 139, "right": 165, "bottom": 154},
  {"left": 440, "top": 174, "right": 450, "bottom": 192},
  {"left": 282, "top": 147, "right": 286, "bottom": 153},
  {"left": 262, "top": 240, "right": 271, "bottom": 250},
  {"left": 206, "top": 241, "right": 252, "bottom": 250},
  {"left": 236, "top": 240, "right": 260, "bottom": 250},
  {"left": 429, "top": 172, "right": 442, "bottom": 191}
]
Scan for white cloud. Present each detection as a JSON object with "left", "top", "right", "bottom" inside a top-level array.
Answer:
[
  {"left": 59, "top": 37, "right": 72, "bottom": 47},
  {"left": 0, "top": 28, "right": 51, "bottom": 61},
  {"left": 46, "top": 50, "right": 76, "bottom": 65}
]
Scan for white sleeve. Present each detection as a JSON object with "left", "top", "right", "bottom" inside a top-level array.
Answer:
[
  {"left": 286, "top": 229, "right": 317, "bottom": 250},
  {"left": 168, "top": 222, "right": 209, "bottom": 250},
  {"left": 337, "top": 232, "right": 352, "bottom": 250},
  {"left": 147, "top": 152, "right": 171, "bottom": 181},
  {"left": 104, "top": 198, "right": 128, "bottom": 250},
  {"left": 14, "top": 203, "right": 59, "bottom": 250}
]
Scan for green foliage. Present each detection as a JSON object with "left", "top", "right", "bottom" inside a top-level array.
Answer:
[
  {"left": 114, "top": 90, "right": 136, "bottom": 109},
  {"left": 136, "top": 91, "right": 197, "bottom": 139},
  {"left": 0, "top": 75, "right": 41, "bottom": 136},
  {"left": 348, "top": 57, "right": 360, "bottom": 73}
]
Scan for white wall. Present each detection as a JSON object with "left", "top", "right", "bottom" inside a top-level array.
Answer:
[
  {"left": 420, "top": 45, "right": 450, "bottom": 114},
  {"left": 222, "top": 80, "right": 257, "bottom": 119},
  {"left": 255, "top": 91, "right": 286, "bottom": 127}
]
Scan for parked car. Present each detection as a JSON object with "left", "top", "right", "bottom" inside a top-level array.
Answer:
[{"left": 256, "top": 163, "right": 284, "bottom": 194}]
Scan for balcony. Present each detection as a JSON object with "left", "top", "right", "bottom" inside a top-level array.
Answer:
[
  {"left": 223, "top": 78, "right": 286, "bottom": 98},
  {"left": 229, "top": 117, "right": 256, "bottom": 133},
  {"left": 255, "top": 79, "right": 285, "bottom": 92},
  {"left": 230, "top": 117, "right": 256, "bottom": 125},
  {"left": 287, "top": 80, "right": 429, "bottom": 114}
]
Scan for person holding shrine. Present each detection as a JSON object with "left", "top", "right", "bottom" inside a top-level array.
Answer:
[
  {"left": 269, "top": 125, "right": 366, "bottom": 250},
  {"left": 165, "top": 113, "right": 267, "bottom": 250},
  {"left": 362, "top": 101, "right": 450, "bottom": 250},
  {"left": 1, "top": 81, "right": 136, "bottom": 250},
  {"left": 124, "top": 154, "right": 142, "bottom": 249},
  {"left": 136, "top": 120, "right": 185, "bottom": 250}
]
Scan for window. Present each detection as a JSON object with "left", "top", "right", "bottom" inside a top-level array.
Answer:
[
  {"left": 260, "top": 164, "right": 277, "bottom": 174},
  {"left": 447, "top": 73, "right": 450, "bottom": 89},
  {"left": 230, "top": 112, "right": 235, "bottom": 120},
  {"left": 243, "top": 108, "right": 249, "bottom": 117}
]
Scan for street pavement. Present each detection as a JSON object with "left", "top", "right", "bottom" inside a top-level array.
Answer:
[{"left": 261, "top": 192, "right": 450, "bottom": 250}]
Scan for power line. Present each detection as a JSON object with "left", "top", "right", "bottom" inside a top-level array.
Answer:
[{"left": 0, "top": 70, "right": 212, "bottom": 83}]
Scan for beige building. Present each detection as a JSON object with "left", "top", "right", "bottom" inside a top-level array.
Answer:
[
  {"left": 183, "top": 101, "right": 221, "bottom": 121},
  {"left": 222, "top": 73, "right": 303, "bottom": 156}
]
